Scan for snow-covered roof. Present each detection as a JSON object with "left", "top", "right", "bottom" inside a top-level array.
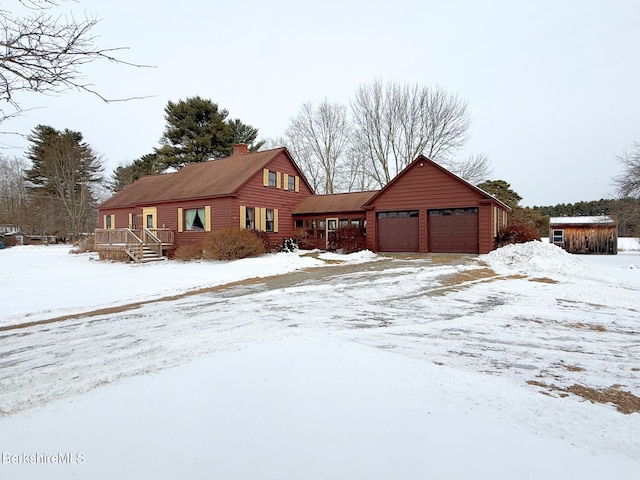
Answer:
[{"left": 549, "top": 216, "right": 616, "bottom": 226}]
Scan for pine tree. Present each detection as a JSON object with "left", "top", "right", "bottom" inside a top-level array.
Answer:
[
  {"left": 111, "top": 153, "right": 164, "bottom": 192},
  {"left": 24, "top": 125, "right": 104, "bottom": 241},
  {"left": 156, "top": 96, "right": 262, "bottom": 168}
]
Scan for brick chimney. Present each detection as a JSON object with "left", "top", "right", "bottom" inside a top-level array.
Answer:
[{"left": 232, "top": 143, "right": 249, "bottom": 156}]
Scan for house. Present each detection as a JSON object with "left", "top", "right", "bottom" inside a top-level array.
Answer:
[
  {"left": 549, "top": 216, "right": 617, "bottom": 254},
  {"left": 96, "top": 144, "right": 313, "bottom": 261},
  {"left": 96, "top": 147, "right": 510, "bottom": 261}
]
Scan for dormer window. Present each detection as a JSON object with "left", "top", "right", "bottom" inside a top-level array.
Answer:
[{"left": 268, "top": 170, "right": 277, "bottom": 187}]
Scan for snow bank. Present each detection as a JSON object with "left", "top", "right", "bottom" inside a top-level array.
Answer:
[
  {"left": 318, "top": 249, "right": 380, "bottom": 263},
  {"left": 479, "top": 241, "right": 640, "bottom": 286},
  {"left": 619, "top": 237, "right": 640, "bottom": 251},
  {"left": 479, "top": 241, "right": 594, "bottom": 277}
]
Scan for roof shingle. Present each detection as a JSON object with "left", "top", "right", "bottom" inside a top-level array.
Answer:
[{"left": 100, "top": 148, "right": 285, "bottom": 208}]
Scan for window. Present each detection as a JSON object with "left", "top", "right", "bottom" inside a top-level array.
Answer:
[
  {"left": 351, "top": 219, "right": 360, "bottom": 227},
  {"left": 318, "top": 220, "right": 326, "bottom": 229},
  {"left": 105, "top": 215, "right": 112, "bottom": 229},
  {"left": 268, "top": 171, "right": 277, "bottom": 187},
  {"left": 288, "top": 175, "right": 295, "bottom": 191},
  {"left": 552, "top": 229, "right": 564, "bottom": 244},
  {"left": 265, "top": 209, "right": 275, "bottom": 232},
  {"left": 339, "top": 219, "right": 349, "bottom": 227},
  {"left": 295, "top": 220, "right": 304, "bottom": 229},
  {"left": 146, "top": 214, "right": 154, "bottom": 228},
  {"left": 130, "top": 213, "right": 136, "bottom": 229},
  {"left": 246, "top": 207, "right": 255, "bottom": 230},
  {"left": 185, "top": 208, "right": 205, "bottom": 231},
  {"left": 377, "top": 212, "right": 388, "bottom": 219}
]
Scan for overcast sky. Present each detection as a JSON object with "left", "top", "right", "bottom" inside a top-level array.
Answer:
[{"left": 3, "top": 0, "right": 639, "bottom": 206}]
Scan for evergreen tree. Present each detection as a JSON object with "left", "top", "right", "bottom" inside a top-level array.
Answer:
[
  {"left": 111, "top": 153, "right": 164, "bottom": 192},
  {"left": 227, "top": 118, "right": 264, "bottom": 151},
  {"left": 24, "top": 125, "right": 104, "bottom": 241},
  {"left": 478, "top": 179, "right": 548, "bottom": 235},
  {"left": 477, "top": 180, "right": 522, "bottom": 209},
  {"left": 156, "top": 96, "right": 262, "bottom": 168}
]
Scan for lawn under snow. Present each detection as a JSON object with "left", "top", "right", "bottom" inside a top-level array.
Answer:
[{"left": 1, "top": 240, "right": 639, "bottom": 480}]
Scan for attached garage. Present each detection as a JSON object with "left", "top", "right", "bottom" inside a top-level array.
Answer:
[
  {"left": 364, "top": 156, "right": 510, "bottom": 254},
  {"left": 377, "top": 210, "right": 419, "bottom": 252},
  {"left": 428, "top": 208, "right": 479, "bottom": 253}
]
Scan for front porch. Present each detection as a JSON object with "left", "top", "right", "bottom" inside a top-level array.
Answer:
[{"left": 94, "top": 228, "right": 174, "bottom": 262}]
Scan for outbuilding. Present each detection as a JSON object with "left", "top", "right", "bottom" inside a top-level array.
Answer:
[{"left": 549, "top": 216, "right": 617, "bottom": 254}]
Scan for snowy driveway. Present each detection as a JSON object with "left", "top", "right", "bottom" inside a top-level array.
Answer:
[
  {"left": 1, "top": 246, "right": 639, "bottom": 421},
  {"left": 1, "top": 244, "right": 640, "bottom": 478}
]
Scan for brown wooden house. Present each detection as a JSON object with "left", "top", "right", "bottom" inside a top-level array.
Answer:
[
  {"left": 96, "top": 145, "right": 313, "bottom": 261},
  {"left": 362, "top": 155, "right": 510, "bottom": 254},
  {"left": 96, "top": 147, "right": 510, "bottom": 261},
  {"left": 549, "top": 216, "right": 618, "bottom": 254}
]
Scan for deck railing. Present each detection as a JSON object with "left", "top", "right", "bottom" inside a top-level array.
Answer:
[
  {"left": 95, "top": 228, "right": 142, "bottom": 247},
  {"left": 94, "top": 228, "right": 174, "bottom": 261},
  {"left": 146, "top": 228, "right": 174, "bottom": 245},
  {"left": 142, "top": 228, "right": 162, "bottom": 257}
]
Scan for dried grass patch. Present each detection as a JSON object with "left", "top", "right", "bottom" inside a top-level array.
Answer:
[
  {"left": 529, "top": 277, "right": 558, "bottom": 284},
  {"left": 563, "top": 364, "right": 585, "bottom": 372},
  {"left": 526, "top": 380, "right": 640, "bottom": 414},
  {"left": 570, "top": 322, "right": 607, "bottom": 332},
  {"left": 438, "top": 268, "right": 498, "bottom": 287}
]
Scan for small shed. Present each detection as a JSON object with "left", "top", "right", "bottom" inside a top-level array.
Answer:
[
  {"left": 0, "top": 226, "right": 25, "bottom": 247},
  {"left": 549, "top": 216, "right": 617, "bottom": 254}
]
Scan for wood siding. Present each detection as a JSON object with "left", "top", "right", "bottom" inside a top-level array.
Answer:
[
  {"left": 550, "top": 225, "right": 617, "bottom": 254},
  {"left": 366, "top": 160, "right": 508, "bottom": 254},
  {"left": 233, "top": 150, "right": 314, "bottom": 244}
]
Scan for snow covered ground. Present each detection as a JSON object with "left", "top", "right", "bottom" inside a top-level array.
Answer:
[{"left": 1, "top": 240, "right": 639, "bottom": 479}]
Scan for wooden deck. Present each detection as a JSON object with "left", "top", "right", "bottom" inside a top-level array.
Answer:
[{"left": 94, "top": 228, "right": 174, "bottom": 262}]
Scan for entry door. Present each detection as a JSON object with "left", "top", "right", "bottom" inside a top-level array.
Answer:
[
  {"left": 142, "top": 207, "right": 157, "bottom": 230},
  {"left": 326, "top": 217, "right": 338, "bottom": 249}
]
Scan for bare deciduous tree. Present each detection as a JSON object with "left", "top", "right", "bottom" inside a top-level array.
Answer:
[
  {"left": 0, "top": 0, "right": 147, "bottom": 124},
  {"left": 0, "top": 154, "right": 29, "bottom": 225},
  {"left": 613, "top": 140, "right": 640, "bottom": 198},
  {"left": 351, "top": 79, "right": 472, "bottom": 187},
  {"left": 285, "top": 99, "right": 350, "bottom": 194},
  {"left": 440, "top": 153, "right": 492, "bottom": 185}
]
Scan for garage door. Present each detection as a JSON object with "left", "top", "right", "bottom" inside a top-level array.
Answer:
[
  {"left": 377, "top": 210, "right": 419, "bottom": 252},
  {"left": 428, "top": 208, "right": 479, "bottom": 253}
]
